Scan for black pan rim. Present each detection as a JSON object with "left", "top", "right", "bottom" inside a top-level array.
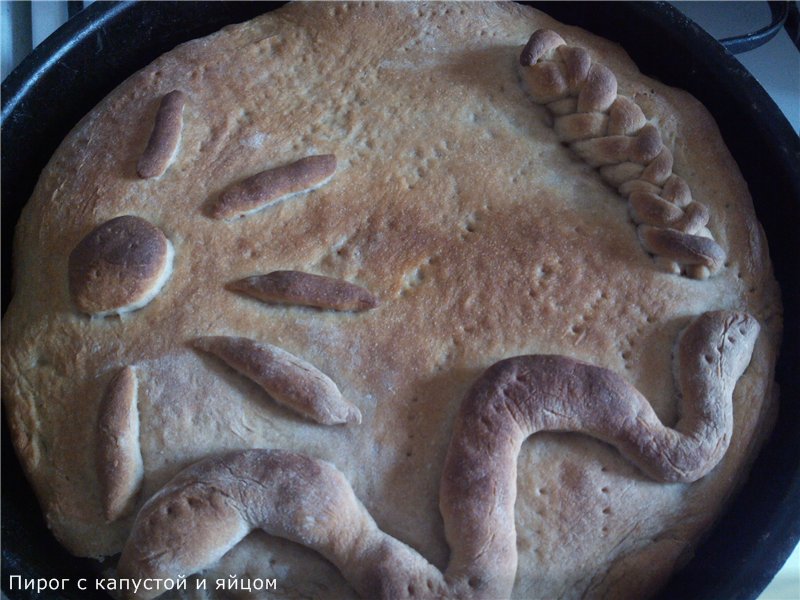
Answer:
[{"left": 2, "top": 2, "right": 799, "bottom": 599}]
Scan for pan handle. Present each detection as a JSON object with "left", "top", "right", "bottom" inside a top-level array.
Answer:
[{"left": 719, "top": 1, "right": 789, "bottom": 54}]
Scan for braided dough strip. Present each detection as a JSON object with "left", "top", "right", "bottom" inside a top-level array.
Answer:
[
  {"left": 118, "top": 310, "right": 759, "bottom": 599},
  {"left": 519, "top": 30, "right": 726, "bottom": 279}
]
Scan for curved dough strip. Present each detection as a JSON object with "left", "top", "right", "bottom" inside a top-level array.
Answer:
[
  {"left": 209, "top": 154, "right": 336, "bottom": 220},
  {"left": 96, "top": 366, "right": 143, "bottom": 522},
  {"left": 137, "top": 90, "right": 186, "bottom": 179},
  {"left": 120, "top": 310, "right": 759, "bottom": 599},
  {"left": 228, "top": 270, "right": 380, "bottom": 312},
  {"left": 192, "top": 336, "right": 361, "bottom": 425},
  {"left": 118, "top": 450, "right": 445, "bottom": 600},
  {"left": 440, "top": 310, "right": 759, "bottom": 597}
]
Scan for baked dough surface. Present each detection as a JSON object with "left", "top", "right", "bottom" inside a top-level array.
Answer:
[{"left": 1, "top": 2, "right": 782, "bottom": 598}]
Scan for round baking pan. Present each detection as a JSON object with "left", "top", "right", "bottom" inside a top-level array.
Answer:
[{"left": 2, "top": 2, "right": 798, "bottom": 599}]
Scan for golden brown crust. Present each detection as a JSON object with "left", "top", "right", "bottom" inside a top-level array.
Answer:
[
  {"left": 441, "top": 311, "right": 759, "bottom": 599},
  {"left": 67, "top": 215, "right": 173, "bottom": 315},
  {"left": 96, "top": 366, "right": 143, "bottom": 522},
  {"left": 209, "top": 154, "right": 337, "bottom": 220},
  {"left": 227, "top": 271, "right": 379, "bottom": 312},
  {"left": 137, "top": 90, "right": 186, "bottom": 179}
]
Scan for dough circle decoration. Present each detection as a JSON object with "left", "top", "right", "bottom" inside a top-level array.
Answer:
[{"left": 68, "top": 215, "right": 174, "bottom": 316}]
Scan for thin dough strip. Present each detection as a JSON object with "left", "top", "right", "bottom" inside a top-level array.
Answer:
[
  {"left": 137, "top": 90, "right": 186, "bottom": 179},
  {"left": 191, "top": 336, "right": 361, "bottom": 425},
  {"left": 227, "top": 270, "right": 380, "bottom": 312},
  {"left": 209, "top": 154, "right": 337, "bottom": 220},
  {"left": 96, "top": 366, "right": 143, "bottom": 522}
]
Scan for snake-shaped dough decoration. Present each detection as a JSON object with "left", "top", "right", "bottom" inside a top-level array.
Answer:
[{"left": 117, "top": 310, "right": 759, "bottom": 599}]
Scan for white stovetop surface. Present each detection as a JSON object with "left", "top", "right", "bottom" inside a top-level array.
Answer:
[{"left": 1, "top": 2, "right": 798, "bottom": 599}]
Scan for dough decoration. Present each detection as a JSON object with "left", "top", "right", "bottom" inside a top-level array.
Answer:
[
  {"left": 96, "top": 366, "right": 143, "bottom": 522},
  {"left": 518, "top": 30, "right": 726, "bottom": 279},
  {"left": 117, "top": 450, "right": 447, "bottom": 600},
  {"left": 120, "top": 310, "right": 758, "bottom": 599},
  {"left": 209, "top": 154, "right": 337, "bottom": 220},
  {"left": 191, "top": 336, "right": 361, "bottom": 425},
  {"left": 137, "top": 90, "right": 186, "bottom": 179},
  {"left": 68, "top": 215, "right": 174, "bottom": 316},
  {"left": 227, "top": 270, "right": 380, "bottom": 312}
]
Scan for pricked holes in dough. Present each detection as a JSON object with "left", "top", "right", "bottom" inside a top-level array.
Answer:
[
  {"left": 405, "top": 143, "right": 449, "bottom": 190},
  {"left": 31, "top": 355, "right": 51, "bottom": 369},
  {"left": 460, "top": 212, "right": 482, "bottom": 240},
  {"left": 533, "top": 263, "right": 557, "bottom": 281},
  {"left": 620, "top": 348, "right": 634, "bottom": 371},
  {"left": 434, "top": 337, "right": 461, "bottom": 372},
  {"left": 406, "top": 399, "right": 420, "bottom": 452},
  {"left": 400, "top": 267, "right": 424, "bottom": 296},
  {"left": 400, "top": 257, "right": 438, "bottom": 297}
]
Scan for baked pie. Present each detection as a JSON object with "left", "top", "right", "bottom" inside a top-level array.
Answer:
[{"left": 1, "top": 3, "right": 782, "bottom": 598}]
